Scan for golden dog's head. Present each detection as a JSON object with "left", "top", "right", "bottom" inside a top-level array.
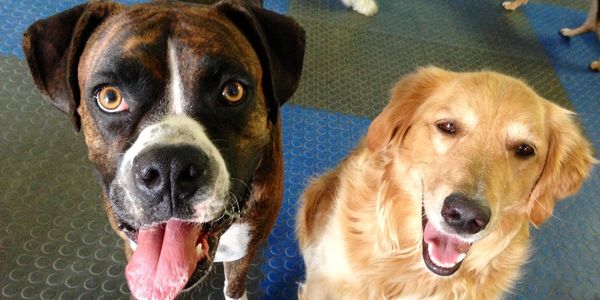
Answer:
[{"left": 367, "top": 67, "right": 596, "bottom": 277}]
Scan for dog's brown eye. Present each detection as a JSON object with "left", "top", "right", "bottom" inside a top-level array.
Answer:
[
  {"left": 95, "top": 86, "right": 128, "bottom": 113},
  {"left": 221, "top": 81, "right": 245, "bottom": 104},
  {"left": 516, "top": 144, "right": 535, "bottom": 157},
  {"left": 437, "top": 121, "right": 457, "bottom": 135}
]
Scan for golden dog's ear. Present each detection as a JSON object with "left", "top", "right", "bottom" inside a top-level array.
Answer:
[
  {"left": 528, "top": 102, "right": 597, "bottom": 226},
  {"left": 367, "top": 66, "right": 453, "bottom": 151}
]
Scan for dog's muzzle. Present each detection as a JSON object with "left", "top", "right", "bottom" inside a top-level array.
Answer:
[
  {"left": 422, "top": 193, "right": 491, "bottom": 276},
  {"left": 110, "top": 116, "right": 232, "bottom": 299},
  {"left": 110, "top": 115, "right": 230, "bottom": 228}
]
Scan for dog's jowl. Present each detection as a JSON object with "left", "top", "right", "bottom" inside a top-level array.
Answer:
[{"left": 22, "top": 0, "right": 305, "bottom": 299}]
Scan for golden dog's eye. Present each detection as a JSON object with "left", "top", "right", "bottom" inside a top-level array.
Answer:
[
  {"left": 516, "top": 144, "right": 535, "bottom": 157},
  {"left": 221, "top": 81, "right": 245, "bottom": 104},
  {"left": 95, "top": 86, "right": 128, "bottom": 113},
  {"left": 436, "top": 121, "right": 457, "bottom": 135}
]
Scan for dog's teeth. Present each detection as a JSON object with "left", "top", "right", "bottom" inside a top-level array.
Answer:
[
  {"left": 456, "top": 253, "right": 466, "bottom": 263},
  {"left": 129, "top": 239, "right": 137, "bottom": 251},
  {"left": 427, "top": 243, "right": 434, "bottom": 257},
  {"left": 196, "top": 243, "right": 203, "bottom": 257}
]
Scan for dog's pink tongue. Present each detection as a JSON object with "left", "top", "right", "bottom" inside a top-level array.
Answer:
[
  {"left": 126, "top": 220, "right": 201, "bottom": 300},
  {"left": 424, "top": 222, "right": 470, "bottom": 266}
]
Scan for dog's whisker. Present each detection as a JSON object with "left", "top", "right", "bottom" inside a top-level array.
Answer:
[
  {"left": 531, "top": 198, "right": 568, "bottom": 223},
  {"left": 231, "top": 177, "right": 251, "bottom": 191},
  {"left": 227, "top": 191, "right": 242, "bottom": 217},
  {"left": 212, "top": 192, "right": 242, "bottom": 225}
]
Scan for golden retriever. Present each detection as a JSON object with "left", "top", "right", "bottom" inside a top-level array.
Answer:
[{"left": 296, "top": 67, "right": 597, "bottom": 299}]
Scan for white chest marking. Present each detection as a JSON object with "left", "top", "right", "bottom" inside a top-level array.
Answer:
[{"left": 214, "top": 223, "right": 251, "bottom": 262}]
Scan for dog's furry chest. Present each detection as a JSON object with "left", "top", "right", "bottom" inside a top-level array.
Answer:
[{"left": 306, "top": 214, "right": 355, "bottom": 280}]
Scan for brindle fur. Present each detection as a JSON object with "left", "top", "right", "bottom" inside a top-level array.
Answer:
[{"left": 23, "top": 0, "right": 304, "bottom": 298}]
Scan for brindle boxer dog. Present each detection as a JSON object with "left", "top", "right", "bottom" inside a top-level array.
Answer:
[{"left": 22, "top": 0, "right": 304, "bottom": 299}]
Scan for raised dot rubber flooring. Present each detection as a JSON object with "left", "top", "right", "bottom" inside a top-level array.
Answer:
[{"left": 1, "top": 0, "right": 599, "bottom": 299}]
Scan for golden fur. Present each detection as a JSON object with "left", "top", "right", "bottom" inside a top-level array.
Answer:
[{"left": 296, "top": 67, "right": 597, "bottom": 300}]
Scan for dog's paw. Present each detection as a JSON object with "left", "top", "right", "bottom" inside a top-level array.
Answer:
[
  {"left": 590, "top": 60, "right": 600, "bottom": 72},
  {"left": 502, "top": 0, "right": 528, "bottom": 11},
  {"left": 354, "top": 0, "right": 378, "bottom": 16},
  {"left": 559, "top": 28, "right": 575, "bottom": 37},
  {"left": 501, "top": 1, "right": 518, "bottom": 11},
  {"left": 342, "top": 0, "right": 378, "bottom": 16},
  {"left": 223, "top": 282, "right": 248, "bottom": 300},
  {"left": 340, "top": 0, "right": 353, "bottom": 7},
  {"left": 224, "top": 291, "right": 248, "bottom": 300}
]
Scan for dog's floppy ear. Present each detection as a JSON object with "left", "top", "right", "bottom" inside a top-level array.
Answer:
[
  {"left": 22, "top": 1, "right": 123, "bottom": 130},
  {"left": 216, "top": 0, "right": 305, "bottom": 123},
  {"left": 367, "top": 66, "right": 453, "bottom": 151},
  {"left": 528, "top": 102, "right": 597, "bottom": 226}
]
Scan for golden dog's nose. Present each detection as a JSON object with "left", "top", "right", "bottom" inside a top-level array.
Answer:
[{"left": 441, "top": 193, "right": 491, "bottom": 234}]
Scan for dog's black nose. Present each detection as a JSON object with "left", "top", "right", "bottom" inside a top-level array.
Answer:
[
  {"left": 441, "top": 193, "right": 491, "bottom": 234},
  {"left": 133, "top": 145, "right": 209, "bottom": 208}
]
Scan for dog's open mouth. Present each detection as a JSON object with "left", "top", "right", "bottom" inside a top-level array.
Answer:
[
  {"left": 122, "top": 220, "right": 218, "bottom": 300},
  {"left": 421, "top": 213, "right": 471, "bottom": 276}
]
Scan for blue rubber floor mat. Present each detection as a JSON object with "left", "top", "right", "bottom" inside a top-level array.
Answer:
[
  {"left": 1, "top": 0, "right": 599, "bottom": 299},
  {"left": 0, "top": 0, "right": 285, "bottom": 58},
  {"left": 260, "top": 106, "right": 370, "bottom": 299},
  {"left": 524, "top": 3, "right": 600, "bottom": 149},
  {"left": 263, "top": 0, "right": 289, "bottom": 14},
  {"left": 0, "top": 0, "right": 146, "bottom": 58}
]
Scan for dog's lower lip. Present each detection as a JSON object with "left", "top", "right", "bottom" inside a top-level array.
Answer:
[
  {"left": 184, "top": 233, "right": 219, "bottom": 290},
  {"left": 118, "top": 222, "right": 139, "bottom": 243}
]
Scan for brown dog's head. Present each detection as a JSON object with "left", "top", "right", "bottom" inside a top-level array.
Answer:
[
  {"left": 22, "top": 0, "right": 304, "bottom": 297},
  {"left": 367, "top": 67, "right": 596, "bottom": 277}
]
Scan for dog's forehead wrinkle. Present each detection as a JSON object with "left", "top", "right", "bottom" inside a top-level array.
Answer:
[
  {"left": 85, "top": 8, "right": 170, "bottom": 71},
  {"left": 85, "top": 4, "right": 254, "bottom": 88},
  {"left": 168, "top": 8, "right": 253, "bottom": 61},
  {"left": 120, "top": 16, "right": 168, "bottom": 51}
]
